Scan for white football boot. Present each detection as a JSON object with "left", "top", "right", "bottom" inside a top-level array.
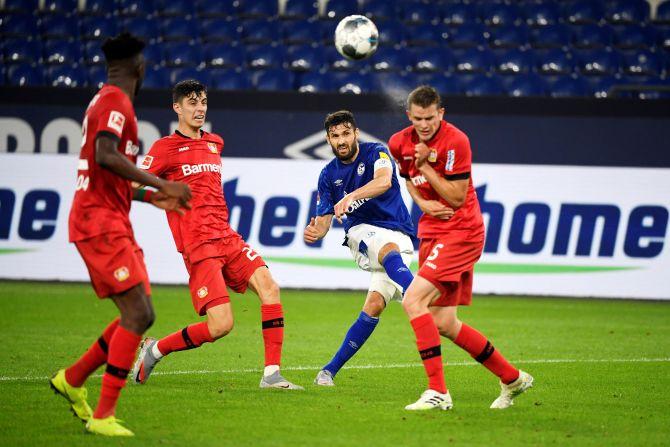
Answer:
[{"left": 490, "top": 370, "right": 534, "bottom": 409}]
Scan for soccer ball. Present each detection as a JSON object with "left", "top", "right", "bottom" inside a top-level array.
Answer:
[{"left": 334, "top": 15, "right": 379, "bottom": 61}]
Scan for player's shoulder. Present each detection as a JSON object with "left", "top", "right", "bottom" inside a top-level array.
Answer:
[
  {"left": 149, "top": 134, "right": 180, "bottom": 152},
  {"left": 202, "top": 131, "right": 224, "bottom": 145},
  {"left": 388, "top": 125, "right": 414, "bottom": 147},
  {"left": 96, "top": 85, "right": 133, "bottom": 110},
  {"left": 444, "top": 121, "right": 470, "bottom": 144}
]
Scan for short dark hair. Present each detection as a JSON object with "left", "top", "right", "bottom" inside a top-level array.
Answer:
[
  {"left": 172, "top": 79, "right": 207, "bottom": 103},
  {"left": 101, "top": 32, "right": 145, "bottom": 63},
  {"left": 324, "top": 110, "right": 357, "bottom": 133},
  {"left": 407, "top": 85, "right": 441, "bottom": 109}
]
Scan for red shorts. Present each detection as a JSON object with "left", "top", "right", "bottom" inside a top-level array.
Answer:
[
  {"left": 418, "top": 230, "right": 484, "bottom": 307},
  {"left": 74, "top": 232, "right": 151, "bottom": 298},
  {"left": 183, "top": 233, "right": 267, "bottom": 316}
]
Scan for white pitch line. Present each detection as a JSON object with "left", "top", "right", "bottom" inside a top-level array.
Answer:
[{"left": 1, "top": 357, "right": 669, "bottom": 383}]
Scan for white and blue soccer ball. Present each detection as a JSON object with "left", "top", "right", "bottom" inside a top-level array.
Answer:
[{"left": 334, "top": 15, "right": 379, "bottom": 61}]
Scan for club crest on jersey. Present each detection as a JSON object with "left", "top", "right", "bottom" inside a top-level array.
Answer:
[
  {"left": 107, "top": 111, "right": 125, "bottom": 134},
  {"left": 114, "top": 266, "right": 129, "bottom": 282},
  {"left": 140, "top": 155, "right": 153, "bottom": 169},
  {"left": 445, "top": 149, "right": 455, "bottom": 172},
  {"left": 357, "top": 162, "right": 365, "bottom": 176},
  {"left": 428, "top": 149, "right": 438, "bottom": 163},
  {"left": 197, "top": 286, "right": 208, "bottom": 299},
  {"left": 208, "top": 143, "right": 218, "bottom": 154}
]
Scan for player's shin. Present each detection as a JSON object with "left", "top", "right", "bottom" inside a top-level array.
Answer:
[
  {"left": 65, "top": 318, "right": 120, "bottom": 387},
  {"left": 323, "top": 311, "right": 379, "bottom": 376},
  {"left": 381, "top": 251, "right": 414, "bottom": 293},
  {"left": 410, "top": 313, "right": 447, "bottom": 394},
  {"left": 261, "top": 303, "right": 284, "bottom": 374},
  {"left": 155, "top": 322, "right": 214, "bottom": 356},
  {"left": 453, "top": 323, "right": 519, "bottom": 384}
]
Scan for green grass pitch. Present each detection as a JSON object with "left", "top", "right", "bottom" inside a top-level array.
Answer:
[{"left": 0, "top": 281, "right": 668, "bottom": 446}]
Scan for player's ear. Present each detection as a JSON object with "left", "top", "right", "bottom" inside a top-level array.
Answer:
[
  {"left": 354, "top": 127, "right": 360, "bottom": 139},
  {"left": 172, "top": 102, "right": 181, "bottom": 115},
  {"left": 438, "top": 107, "right": 445, "bottom": 120},
  {"left": 405, "top": 109, "right": 412, "bottom": 122}
]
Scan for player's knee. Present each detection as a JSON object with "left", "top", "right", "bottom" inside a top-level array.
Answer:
[
  {"left": 260, "top": 279, "right": 281, "bottom": 304},
  {"left": 363, "top": 297, "right": 385, "bottom": 317},
  {"left": 208, "top": 316, "right": 234, "bottom": 340},
  {"left": 402, "top": 296, "right": 423, "bottom": 318},
  {"left": 438, "top": 317, "right": 460, "bottom": 340}
]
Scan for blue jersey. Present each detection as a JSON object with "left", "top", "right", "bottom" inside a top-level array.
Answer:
[{"left": 316, "top": 142, "right": 414, "bottom": 237}]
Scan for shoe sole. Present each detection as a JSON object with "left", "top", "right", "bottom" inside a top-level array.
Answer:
[{"left": 49, "top": 376, "right": 88, "bottom": 423}]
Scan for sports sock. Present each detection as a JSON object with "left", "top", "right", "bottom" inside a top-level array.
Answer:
[
  {"left": 453, "top": 323, "right": 519, "bottom": 384},
  {"left": 93, "top": 325, "right": 141, "bottom": 419},
  {"left": 155, "top": 322, "right": 214, "bottom": 356},
  {"left": 261, "top": 303, "right": 284, "bottom": 367},
  {"left": 381, "top": 251, "right": 414, "bottom": 293},
  {"left": 410, "top": 313, "right": 446, "bottom": 394},
  {"left": 323, "top": 311, "right": 379, "bottom": 376},
  {"left": 65, "top": 318, "right": 120, "bottom": 387}
]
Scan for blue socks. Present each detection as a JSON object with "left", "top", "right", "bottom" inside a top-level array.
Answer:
[
  {"left": 324, "top": 311, "right": 379, "bottom": 376},
  {"left": 381, "top": 251, "right": 414, "bottom": 293}
]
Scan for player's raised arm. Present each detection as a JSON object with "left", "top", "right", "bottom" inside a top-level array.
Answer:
[
  {"left": 414, "top": 141, "right": 468, "bottom": 209},
  {"left": 404, "top": 179, "right": 454, "bottom": 220},
  {"left": 334, "top": 155, "right": 392, "bottom": 220}
]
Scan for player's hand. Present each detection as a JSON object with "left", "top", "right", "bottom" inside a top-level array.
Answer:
[
  {"left": 334, "top": 194, "right": 354, "bottom": 224},
  {"left": 414, "top": 142, "right": 431, "bottom": 168},
  {"left": 421, "top": 200, "right": 454, "bottom": 220},
  {"left": 158, "top": 180, "right": 192, "bottom": 209},
  {"left": 304, "top": 217, "right": 323, "bottom": 244},
  {"left": 149, "top": 191, "right": 188, "bottom": 216}
]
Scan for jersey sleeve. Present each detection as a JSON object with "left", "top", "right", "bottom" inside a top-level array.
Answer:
[
  {"left": 443, "top": 132, "right": 472, "bottom": 178},
  {"left": 388, "top": 133, "right": 410, "bottom": 179},
  {"left": 315, "top": 168, "right": 334, "bottom": 216},
  {"left": 371, "top": 144, "right": 393, "bottom": 173},
  {"left": 139, "top": 140, "right": 168, "bottom": 177},
  {"left": 93, "top": 94, "right": 131, "bottom": 140}
]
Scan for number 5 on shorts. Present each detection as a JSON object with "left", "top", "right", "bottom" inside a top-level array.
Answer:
[{"left": 427, "top": 243, "right": 444, "bottom": 262}]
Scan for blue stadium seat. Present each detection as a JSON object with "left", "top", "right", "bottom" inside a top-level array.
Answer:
[
  {"left": 324, "top": 47, "right": 361, "bottom": 72},
  {"left": 530, "top": 24, "right": 571, "bottom": 49},
  {"left": 405, "top": 24, "right": 445, "bottom": 47},
  {"left": 412, "top": 47, "right": 454, "bottom": 73},
  {"left": 40, "top": 14, "right": 79, "bottom": 40},
  {"left": 524, "top": 2, "right": 561, "bottom": 27},
  {"left": 196, "top": 0, "right": 238, "bottom": 18},
  {"left": 44, "top": 40, "right": 82, "bottom": 65},
  {"left": 164, "top": 42, "right": 203, "bottom": 67},
  {"left": 81, "top": 0, "right": 113, "bottom": 16},
  {"left": 333, "top": 71, "right": 374, "bottom": 94},
  {"left": 253, "top": 69, "right": 295, "bottom": 91},
  {"left": 452, "top": 48, "right": 495, "bottom": 74},
  {"left": 494, "top": 48, "right": 533, "bottom": 74},
  {"left": 143, "top": 66, "right": 169, "bottom": 88},
  {"left": 121, "top": 18, "right": 161, "bottom": 42},
  {"left": 401, "top": 2, "right": 440, "bottom": 25},
  {"left": 201, "top": 19, "right": 241, "bottom": 43},
  {"left": 283, "top": 0, "right": 319, "bottom": 20},
  {"left": 418, "top": 73, "right": 462, "bottom": 95},
  {"left": 117, "top": 0, "right": 156, "bottom": 17},
  {"left": 239, "top": 0, "right": 278, "bottom": 19},
  {"left": 657, "top": 26, "right": 670, "bottom": 50},
  {"left": 318, "top": 19, "right": 337, "bottom": 44},
  {"left": 47, "top": 65, "right": 86, "bottom": 87},
  {"left": 377, "top": 20, "right": 405, "bottom": 46},
  {"left": 489, "top": 25, "right": 529, "bottom": 49},
  {"left": 361, "top": 0, "right": 396, "bottom": 22},
  {"left": 481, "top": 2, "right": 521, "bottom": 27},
  {"left": 143, "top": 42, "right": 166, "bottom": 68},
  {"left": 504, "top": 73, "right": 547, "bottom": 97},
  {"left": 565, "top": 0, "right": 604, "bottom": 25},
  {"left": 87, "top": 65, "right": 106, "bottom": 88},
  {"left": 170, "top": 67, "right": 211, "bottom": 85},
  {"left": 296, "top": 71, "right": 336, "bottom": 92},
  {"left": 441, "top": 2, "right": 479, "bottom": 26},
  {"left": 155, "top": 0, "right": 192, "bottom": 17},
  {"left": 370, "top": 47, "right": 413, "bottom": 72},
  {"left": 7, "top": 63, "right": 45, "bottom": 86},
  {"left": 535, "top": 49, "right": 576, "bottom": 75},
  {"left": 374, "top": 72, "right": 419, "bottom": 95},
  {"left": 161, "top": 18, "right": 200, "bottom": 41},
  {"left": 2, "top": 0, "right": 39, "bottom": 14},
  {"left": 589, "top": 75, "right": 625, "bottom": 98},
  {"left": 1, "top": 13, "right": 39, "bottom": 38},
  {"left": 286, "top": 44, "right": 324, "bottom": 71},
  {"left": 657, "top": 1, "right": 670, "bottom": 23},
  {"left": 548, "top": 75, "right": 592, "bottom": 97},
  {"left": 461, "top": 73, "right": 505, "bottom": 96},
  {"left": 282, "top": 19, "right": 321, "bottom": 45},
  {"left": 241, "top": 20, "right": 281, "bottom": 45},
  {"left": 449, "top": 23, "right": 488, "bottom": 48},
  {"left": 80, "top": 16, "right": 117, "bottom": 41},
  {"left": 83, "top": 41, "right": 105, "bottom": 65},
  {"left": 576, "top": 48, "right": 621, "bottom": 76},
  {"left": 322, "top": 0, "right": 359, "bottom": 20},
  {"left": 613, "top": 24, "right": 653, "bottom": 49},
  {"left": 605, "top": 0, "right": 650, "bottom": 24},
  {"left": 246, "top": 44, "right": 286, "bottom": 70},
  {"left": 4, "top": 39, "right": 42, "bottom": 64},
  {"left": 41, "top": 0, "right": 77, "bottom": 15},
  {"left": 622, "top": 49, "right": 664, "bottom": 76},
  {"left": 571, "top": 24, "right": 614, "bottom": 49},
  {"left": 210, "top": 68, "right": 252, "bottom": 90},
  {"left": 633, "top": 76, "right": 670, "bottom": 99},
  {"left": 203, "top": 43, "right": 245, "bottom": 68}
]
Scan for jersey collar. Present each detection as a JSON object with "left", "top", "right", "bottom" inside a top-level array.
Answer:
[{"left": 175, "top": 129, "right": 205, "bottom": 139}]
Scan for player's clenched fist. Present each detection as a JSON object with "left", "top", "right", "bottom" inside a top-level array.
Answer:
[
  {"left": 333, "top": 194, "right": 354, "bottom": 223},
  {"left": 421, "top": 200, "right": 454, "bottom": 220},
  {"left": 414, "top": 142, "right": 431, "bottom": 168},
  {"left": 158, "top": 180, "right": 192, "bottom": 208}
]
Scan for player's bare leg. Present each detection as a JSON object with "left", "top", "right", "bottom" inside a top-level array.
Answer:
[
  {"left": 402, "top": 276, "right": 452, "bottom": 410},
  {"left": 248, "top": 267, "right": 304, "bottom": 390},
  {"left": 431, "top": 305, "right": 533, "bottom": 409}
]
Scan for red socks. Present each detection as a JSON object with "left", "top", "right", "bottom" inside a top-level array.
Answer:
[
  {"left": 65, "top": 318, "right": 120, "bottom": 387},
  {"left": 93, "top": 325, "right": 141, "bottom": 419},
  {"left": 410, "top": 313, "right": 446, "bottom": 394},
  {"left": 453, "top": 323, "right": 519, "bottom": 384},
  {"left": 156, "top": 321, "right": 214, "bottom": 356},
  {"left": 261, "top": 304, "right": 284, "bottom": 366}
]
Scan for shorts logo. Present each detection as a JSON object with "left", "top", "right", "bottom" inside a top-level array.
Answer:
[
  {"left": 107, "top": 111, "right": 125, "bottom": 134},
  {"left": 428, "top": 149, "right": 438, "bottom": 163},
  {"left": 208, "top": 143, "right": 218, "bottom": 154},
  {"left": 197, "top": 286, "right": 209, "bottom": 299},
  {"left": 357, "top": 162, "right": 365, "bottom": 176},
  {"left": 114, "top": 266, "right": 130, "bottom": 282},
  {"left": 445, "top": 149, "right": 455, "bottom": 172},
  {"left": 140, "top": 156, "right": 153, "bottom": 169}
]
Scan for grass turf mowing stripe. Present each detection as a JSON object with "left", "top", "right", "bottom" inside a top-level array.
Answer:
[{"left": 3, "top": 357, "right": 668, "bottom": 382}]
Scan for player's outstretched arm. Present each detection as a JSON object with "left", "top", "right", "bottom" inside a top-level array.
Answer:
[
  {"left": 333, "top": 167, "right": 392, "bottom": 220},
  {"left": 405, "top": 179, "right": 454, "bottom": 220},
  {"left": 304, "top": 215, "right": 333, "bottom": 244},
  {"left": 133, "top": 188, "right": 188, "bottom": 216}
]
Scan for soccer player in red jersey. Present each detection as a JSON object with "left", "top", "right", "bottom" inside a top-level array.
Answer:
[
  {"left": 388, "top": 86, "right": 534, "bottom": 411},
  {"left": 49, "top": 33, "right": 192, "bottom": 437},
  {"left": 130, "top": 80, "right": 303, "bottom": 390}
]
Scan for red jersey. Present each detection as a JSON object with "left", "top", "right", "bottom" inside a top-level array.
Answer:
[
  {"left": 389, "top": 120, "right": 484, "bottom": 239},
  {"left": 69, "top": 84, "right": 140, "bottom": 242},
  {"left": 141, "top": 130, "right": 230, "bottom": 257}
]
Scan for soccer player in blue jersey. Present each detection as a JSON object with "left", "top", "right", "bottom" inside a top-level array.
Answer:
[{"left": 304, "top": 110, "right": 445, "bottom": 386}]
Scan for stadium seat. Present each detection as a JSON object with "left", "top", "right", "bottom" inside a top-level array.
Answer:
[
  {"left": 3, "top": 39, "right": 42, "bottom": 64},
  {"left": 1, "top": 13, "right": 39, "bottom": 38},
  {"left": 286, "top": 45, "right": 324, "bottom": 71},
  {"left": 323, "top": 47, "right": 361, "bottom": 72},
  {"left": 200, "top": 19, "right": 241, "bottom": 43},
  {"left": 494, "top": 48, "right": 533, "bottom": 75},
  {"left": 80, "top": 16, "right": 118, "bottom": 41},
  {"left": 417, "top": 73, "right": 463, "bottom": 95},
  {"left": 246, "top": 44, "right": 286, "bottom": 70},
  {"left": 589, "top": 75, "right": 626, "bottom": 98},
  {"left": 461, "top": 73, "right": 505, "bottom": 96},
  {"left": 441, "top": 2, "right": 479, "bottom": 26},
  {"left": 41, "top": 0, "right": 77, "bottom": 15},
  {"left": 613, "top": 24, "right": 654, "bottom": 49},
  {"left": 143, "top": 42, "right": 166, "bottom": 68},
  {"left": 196, "top": 0, "right": 238, "bottom": 18},
  {"left": 535, "top": 49, "right": 576, "bottom": 75},
  {"left": 164, "top": 42, "right": 203, "bottom": 67},
  {"left": 412, "top": 47, "right": 454, "bottom": 73},
  {"left": 80, "top": 0, "right": 113, "bottom": 16},
  {"left": 170, "top": 67, "right": 211, "bottom": 86},
  {"left": 524, "top": 2, "right": 561, "bottom": 27},
  {"left": 43, "top": 40, "right": 82, "bottom": 65},
  {"left": 530, "top": 23, "right": 571, "bottom": 49},
  {"left": 121, "top": 17, "right": 161, "bottom": 42},
  {"left": 203, "top": 43, "right": 245, "bottom": 68},
  {"left": 161, "top": 18, "right": 200, "bottom": 42},
  {"left": 282, "top": 0, "right": 319, "bottom": 20},
  {"left": 401, "top": 2, "right": 439, "bottom": 25},
  {"left": 155, "top": 0, "right": 192, "bottom": 18},
  {"left": 361, "top": 0, "right": 396, "bottom": 22},
  {"left": 87, "top": 65, "right": 106, "bottom": 89},
  {"left": 83, "top": 41, "right": 105, "bottom": 65},
  {"left": 571, "top": 24, "right": 614, "bottom": 49},
  {"left": 548, "top": 75, "right": 592, "bottom": 97},
  {"left": 239, "top": 0, "right": 278, "bottom": 19},
  {"left": 143, "top": 66, "right": 169, "bottom": 88},
  {"left": 282, "top": 19, "right": 321, "bottom": 45},
  {"left": 322, "top": 0, "right": 359, "bottom": 20},
  {"left": 634, "top": 76, "right": 670, "bottom": 99},
  {"left": 253, "top": 68, "right": 295, "bottom": 91},
  {"left": 504, "top": 73, "right": 547, "bottom": 97},
  {"left": 622, "top": 49, "right": 664, "bottom": 76},
  {"left": 210, "top": 68, "right": 252, "bottom": 90},
  {"left": 481, "top": 2, "right": 521, "bottom": 27},
  {"left": 2, "top": 0, "right": 39, "bottom": 14},
  {"left": 377, "top": 20, "right": 406, "bottom": 46},
  {"left": 488, "top": 25, "right": 529, "bottom": 49},
  {"left": 369, "top": 47, "right": 413, "bottom": 72},
  {"left": 565, "top": 0, "right": 605, "bottom": 24},
  {"left": 449, "top": 23, "right": 488, "bottom": 48},
  {"left": 657, "top": 26, "right": 670, "bottom": 50},
  {"left": 405, "top": 24, "right": 446, "bottom": 47},
  {"left": 373, "top": 72, "right": 418, "bottom": 95},
  {"left": 296, "top": 71, "right": 336, "bottom": 93},
  {"left": 452, "top": 48, "right": 495, "bottom": 74},
  {"left": 40, "top": 15, "right": 79, "bottom": 40},
  {"left": 333, "top": 71, "right": 374, "bottom": 94},
  {"left": 605, "top": 0, "right": 650, "bottom": 24},
  {"left": 318, "top": 19, "right": 337, "bottom": 44},
  {"left": 117, "top": 0, "right": 156, "bottom": 17},
  {"left": 656, "top": 1, "right": 670, "bottom": 23},
  {"left": 6, "top": 63, "right": 45, "bottom": 86},
  {"left": 576, "top": 48, "right": 622, "bottom": 76},
  {"left": 47, "top": 65, "right": 86, "bottom": 87},
  {"left": 241, "top": 20, "right": 282, "bottom": 45}
]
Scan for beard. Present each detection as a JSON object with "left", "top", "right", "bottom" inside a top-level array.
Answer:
[{"left": 332, "top": 141, "right": 359, "bottom": 162}]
